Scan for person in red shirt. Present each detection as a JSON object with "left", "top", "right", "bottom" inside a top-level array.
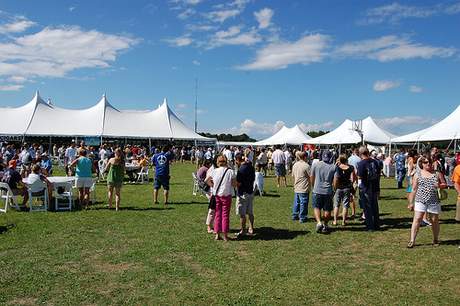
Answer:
[{"left": 452, "top": 164, "right": 460, "bottom": 222}]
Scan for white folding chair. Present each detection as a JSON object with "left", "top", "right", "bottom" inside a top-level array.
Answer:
[
  {"left": 54, "top": 182, "right": 73, "bottom": 211},
  {"left": 98, "top": 159, "right": 107, "bottom": 181},
  {"left": 0, "top": 182, "right": 20, "bottom": 212},
  {"left": 28, "top": 184, "right": 49, "bottom": 212},
  {"left": 136, "top": 167, "right": 149, "bottom": 184},
  {"left": 89, "top": 178, "right": 97, "bottom": 203}
]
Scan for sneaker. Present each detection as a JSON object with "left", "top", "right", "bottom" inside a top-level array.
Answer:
[
  {"left": 421, "top": 219, "right": 432, "bottom": 227},
  {"left": 321, "top": 225, "right": 330, "bottom": 234},
  {"left": 315, "top": 223, "right": 323, "bottom": 233}
]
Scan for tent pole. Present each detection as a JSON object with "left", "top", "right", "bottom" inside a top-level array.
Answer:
[
  {"left": 454, "top": 138, "right": 457, "bottom": 154},
  {"left": 417, "top": 141, "right": 420, "bottom": 152},
  {"left": 49, "top": 136, "right": 52, "bottom": 155},
  {"left": 149, "top": 138, "right": 152, "bottom": 151}
]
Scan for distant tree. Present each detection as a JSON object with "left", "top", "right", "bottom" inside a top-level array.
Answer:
[
  {"left": 307, "top": 130, "right": 328, "bottom": 138},
  {"left": 198, "top": 132, "right": 256, "bottom": 142}
]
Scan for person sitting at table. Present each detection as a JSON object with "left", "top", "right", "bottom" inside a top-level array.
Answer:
[
  {"left": 25, "top": 163, "right": 53, "bottom": 203},
  {"left": 139, "top": 155, "right": 149, "bottom": 169},
  {"left": 1, "top": 159, "right": 28, "bottom": 207},
  {"left": 104, "top": 148, "right": 125, "bottom": 211},
  {"left": 70, "top": 149, "right": 95, "bottom": 210},
  {"left": 40, "top": 153, "right": 53, "bottom": 176}
]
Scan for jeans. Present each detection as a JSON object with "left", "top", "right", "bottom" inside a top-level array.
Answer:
[
  {"left": 292, "top": 192, "right": 309, "bottom": 222},
  {"left": 359, "top": 189, "right": 380, "bottom": 230},
  {"left": 396, "top": 168, "right": 406, "bottom": 189}
]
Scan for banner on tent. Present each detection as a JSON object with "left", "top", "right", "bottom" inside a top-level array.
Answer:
[{"left": 84, "top": 137, "right": 101, "bottom": 146}]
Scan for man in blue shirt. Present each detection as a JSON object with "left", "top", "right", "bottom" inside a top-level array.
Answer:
[
  {"left": 152, "top": 145, "right": 172, "bottom": 206},
  {"left": 40, "top": 153, "right": 53, "bottom": 176},
  {"left": 394, "top": 148, "right": 406, "bottom": 189}
]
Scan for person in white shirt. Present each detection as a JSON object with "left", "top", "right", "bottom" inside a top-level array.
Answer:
[
  {"left": 256, "top": 148, "right": 268, "bottom": 175},
  {"left": 204, "top": 148, "right": 213, "bottom": 161},
  {"left": 223, "top": 146, "right": 234, "bottom": 168},
  {"left": 254, "top": 164, "right": 265, "bottom": 196},
  {"left": 25, "top": 164, "right": 53, "bottom": 203},
  {"left": 284, "top": 148, "right": 293, "bottom": 174},
  {"left": 65, "top": 142, "right": 77, "bottom": 175},
  {"left": 272, "top": 145, "right": 287, "bottom": 187}
]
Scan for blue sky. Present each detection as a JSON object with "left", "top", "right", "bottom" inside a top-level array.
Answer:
[{"left": 0, "top": 0, "right": 459, "bottom": 139}]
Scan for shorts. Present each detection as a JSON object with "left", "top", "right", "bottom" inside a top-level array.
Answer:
[
  {"left": 154, "top": 175, "right": 170, "bottom": 190},
  {"left": 274, "top": 164, "right": 286, "bottom": 177},
  {"left": 107, "top": 181, "right": 123, "bottom": 189},
  {"left": 414, "top": 201, "right": 441, "bottom": 215},
  {"left": 75, "top": 177, "right": 93, "bottom": 188},
  {"left": 312, "top": 193, "right": 333, "bottom": 211},
  {"left": 334, "top": 188, "right": 351, "bottom": 208},
  {"left": 236, "top": 193, "right": 254, "bottom": 216}
]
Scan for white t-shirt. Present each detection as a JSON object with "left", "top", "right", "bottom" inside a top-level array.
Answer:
[
  {"left": 209, "top": 167, "right": 234, "bottom": 196},
  {"left": 65, "top": 147, "right": 77, "bottom": 163},
  {"left": 99, "top": 149, "right": 107, "bottom": 160},
  {"left": 223, "top": 149, "right": 233, "bottom": 161},
  {"left": 26, "top": 173, "right": 45, "bottom": 193},
  {"left": 254, "top": 171, "right": 264, "bottom": 192},
  {"left": 272, "top": 149, "right": 286, "bottom": 164}
]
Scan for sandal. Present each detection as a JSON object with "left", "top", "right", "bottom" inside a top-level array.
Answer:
[
  {"left": 432, "top": 240, "right": 440, "bottom": 247},
  {"left": 407, "top": 241, "right": 414, "bottom": 248}
]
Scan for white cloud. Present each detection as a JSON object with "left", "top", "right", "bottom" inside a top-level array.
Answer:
[
  {"left": 409, "top": 85, "right": 423, "bottom": 93},
  {"left": 0, "top": 16, "right": 36, "bottom": 34},
  {"left": 8, "top": 76, "right": 27, "bottom": 83},
  {"left": 208, "top": 26, "right": 261, "bottom": 48},
  {"left": 238, "top": 34, "right": 330, "bottom": 70},
  {"left": 164, "top": 35, "right": 193, "bottom": 47},
  {"left": 0, "top": 84, "right": 23, "bottom": 91},
  {"left": 69, "top": 6, "right": 76, "bottom": 12},
  {"left": 374, "top": 116, "right": 438, "bottom": 134},
  {"left": 373, "top": 80, "right": 400, "bottom": 92},
  {"left": 0, "top": 26, "right": 138, "bottom": 79},
  {"left": 299, "top": 121, "right": 335, "bottom": 132},
  {"left": 206, "top": 9, "right": 241, "bottom": 23},
  {"left": 254, "top": 8, "right": 274, "bottom": 29},
  {"left": 192, "top": 60, "right": 200, "bottom": 65},
  {"left": 186, "top": 24, "right": 217, "bottom": 32},
  {"left": 360, "top": 2, "right": 460, "bottom": 25},
  {"left": 178, "top": 8, "right": 195, "bottom": 20},
  {"left": 335, "top": 35, "right": 456, "bottom": 62},
  {"left": 176, "top": 103, "right": 188, "bottom": 109}
]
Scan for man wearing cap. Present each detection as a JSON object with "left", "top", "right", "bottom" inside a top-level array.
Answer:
[
  {"left": 310, "top": 150, "right": 336, "bottom": 233},
  {"left": 235, "top": 151, "right": 256, "bottom": 237}
]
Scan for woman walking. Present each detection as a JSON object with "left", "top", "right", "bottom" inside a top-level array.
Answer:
[
  {"left": 70, "top": 149, "right": 95, "bottom": 210},
  {"left": 105, "top": 148, "right": 125, "bottom": 211},
  {"left": 205, "top": 155, "right": 235, "bottom": 241},
  {"left": 333, "top": 154, "right": 356, "bottom": 226},
  {"left": 407, "top": 156, "right": 446, "bottom": 248}
]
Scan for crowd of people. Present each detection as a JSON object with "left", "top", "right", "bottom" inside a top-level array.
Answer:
[{"left": 1, "top": 140, "right": 459, "bottom": 248}]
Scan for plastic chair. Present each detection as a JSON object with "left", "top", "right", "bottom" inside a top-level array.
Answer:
[
  {"left": 27, "top": 184, "right": 49, "bottom": 212},
  {"left": 0, "top": 182, "right": 20, "bottom": 212},
  {"left": 136, "top": 167, "right": 149, "bottom": 184},
  {"left": 54, "top": 182, "right": 73, "bottom": 211},
  {"left": 98, "top": 160, "right": 107, "bottom": 181},
  {"left": 89, "top": 178, "right": 97, "bottom": 203}
]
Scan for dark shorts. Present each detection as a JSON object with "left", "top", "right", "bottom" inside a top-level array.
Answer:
[
  {"left": 154, "top": 175, "right": 170, "bottom": 190},
  {"left": 274, "top": 163, "right": 286, "bottom": 177},
  {"left": 312, "top": 193, "right": 333, "bottom": 211}
]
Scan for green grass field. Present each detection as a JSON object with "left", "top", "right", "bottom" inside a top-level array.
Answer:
[{"left": 0, "top": 163, "right": 459, "bottom": 305}]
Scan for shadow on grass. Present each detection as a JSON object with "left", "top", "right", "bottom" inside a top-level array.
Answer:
[
  {"left": 441, "top": 204, "right": 456, "bottom": 212},
  {"left": 440, "top": 218, "right": 460, "bottom": 225},
  {"left": 440, "top": 239, "right": 460, "bottom": 245},
  {"left": 244, "top": 227, "right": 308, "bottom": 241},
  {"left": 0, "top": 223, "right": 15, "bottom": 234},
  {"left": 333, "top": 216, "right": 413, "bottom": 232},
  {"left": 89, "top": 206, "right": 175, "bottom": 211},
  {"left": 259, "top": 193, "right": 280, "bottom": 198},
  {"left": 168, "top": 201, "right": 208, "bottom": 205},
  {"left": 380, "top": 195, "right": 407, "bottom": 200}
]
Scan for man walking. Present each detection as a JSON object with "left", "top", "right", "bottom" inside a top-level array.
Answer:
[
  {"left": 357, "top": 146, "right": 381, "bottom": 231},
  {"left": 272, "top": 145, "right": 286, "bottom": 187},
  {"left": 235, "top": 152, "right": 256, "bottom": 237},
  {"left": 310, "top": 150, "right": 336, "bottom": 233},
  {"left": 394, "top": 148, "right": 406, "bottom": 189},
  {"left": 292, "top": 151, "right": 311, "bottom": 223},
  {"left": 152, "top": 145, "right": 173, "bottom": 206}
]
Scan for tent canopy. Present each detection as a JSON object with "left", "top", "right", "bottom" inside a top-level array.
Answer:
[
  {"left": 255, "top": 125, "right": 312, "bottom": 146},
  {"left": 0, "top": 91, "right": 214, "bottom": 141},
  {"left": 392, "top": 105, "right": 460, "bottom": 143},
  {"left": 308, "top": 117, "right": 396, "bottom": 145}
]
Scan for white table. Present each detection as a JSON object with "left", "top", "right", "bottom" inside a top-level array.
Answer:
[
  {"left": 47, "top": 176, "right": 76, "bottom": 185},
  {"left": 125, "top": 164, "right": 141, "bottom": 172}
]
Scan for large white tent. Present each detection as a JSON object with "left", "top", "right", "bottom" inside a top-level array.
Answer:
[
  {"left": 392, "top": 105, "right": 460, "bottom": 143},
  {"left": 255, "top": 125, "right": 312, "bottom": 146},
  {"left": 0, "top": 91, "right": 213, "bottom": 141},
  {"left": 308, "top": 117, "right": 396, "bottom": 145}
]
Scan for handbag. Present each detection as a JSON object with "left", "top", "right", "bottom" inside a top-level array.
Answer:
[{"left": 209, "top": 168, "right": 229, "bottom": 210}]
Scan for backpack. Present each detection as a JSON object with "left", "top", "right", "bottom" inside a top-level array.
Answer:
[{"left": 367, "top": 160, "right": 380, "bottom": 182}]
